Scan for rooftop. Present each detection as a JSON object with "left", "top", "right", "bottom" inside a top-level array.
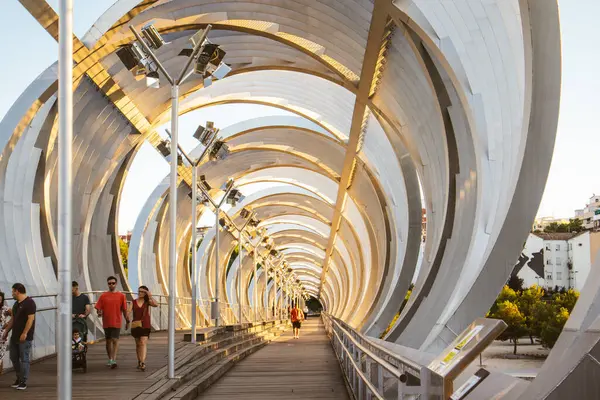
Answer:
[{"left": 533, "top": 232, "right": 583, "bottom": 241}]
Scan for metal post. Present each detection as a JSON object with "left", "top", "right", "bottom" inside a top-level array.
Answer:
[
  {"left": 57, "top": 0, "right": 73, "bottom": 398},
  {"left": 214, "top": 205, "right": 220, "bottom": 327},
  {"left": 253, "top": 250, "right": 258, "bottom": 322},
  {"left": 274, "top": 276, "right": 278, "bottom": 320},
  {"left": 264, "top": 260, "right": 269, "bottom": 321},
  {"left": 167, "top": 85, "right": 179, "bottom": 379},
  {"left": 238, "top": 233, "right": 243, "bottom": 323},
  {"left": 190, "top": 165, "right": 198, "bottom": 343}
]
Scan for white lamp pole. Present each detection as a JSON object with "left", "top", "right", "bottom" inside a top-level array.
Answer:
[
  {"left": 58, "top": 0, "right": 73, "bottom": 398},
  {"left": 129, "top": 23, "right": 212, "bottom": 379}
]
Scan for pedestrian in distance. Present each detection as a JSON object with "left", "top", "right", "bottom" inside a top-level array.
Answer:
[
  {"left": 128, "top": 285, "right": 158, "bottom": 371},
  {"left": 95, "top": 276, "right": 129, "bottom": 369},
  {"left": 1, "top": 283, "right": 36, "bottom": 390},
  {"left": 290, "top": 302, "right": 304, "bottom": 339}
]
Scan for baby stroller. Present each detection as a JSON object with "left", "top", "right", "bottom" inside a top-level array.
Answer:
[{"left": 72, "top": 317, "right": 88, "bottom": 373}]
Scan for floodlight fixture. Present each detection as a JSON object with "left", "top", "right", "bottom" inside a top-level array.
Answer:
[
  {"left": 226, "top": 188, "right": 245, "bottom": 206},
  {"left": 193, "top": 41, "right": 231, "bottom": 84},
  {"left": 199, "top": 175, "right": 211, "bottom": 191},
  {"left": 116, "top": 43, "right": 146, "bottom": 70},
  {"left": 146, "top": 70, "right": 160, "bottom": 89},
  {"left": 248, "top": 216, "right": 260, "bottom": 228},
  {"left": 193, "top": 121, "right": 218, "bottom": 145},
  {"left": 141, "top": 22, "right": 166, "bottom": 50},
  {"left": 212, "top": 62, "right": 232, "bottom": 80},
  {"left": 199, "top": 193, "right": 210, "bottom": 206},
  {"left": 157, "top": 140, "right": 170, "bottom": 157},
  {"left": 209, "top": 140, "right": 230, "bottom": 160},
  {"left": 194, "top": 43, "right": 222, "bottom": 75},
  {"left": 240, "top": 208, "right": 251, "bottom": 219}
]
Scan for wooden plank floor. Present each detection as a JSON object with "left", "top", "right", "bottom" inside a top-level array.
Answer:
[
  {"left": 0, "top": 331, "right": 186, "bottom": 399},
  {"left": 197, "top": 318, "right": 350, "bottom": 399}
]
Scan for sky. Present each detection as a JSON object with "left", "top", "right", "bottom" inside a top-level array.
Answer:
[{"left": 0, "top": 0, "right": 597, "bottom": 234}]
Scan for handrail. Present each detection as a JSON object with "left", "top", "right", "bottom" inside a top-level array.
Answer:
[
  {"left": 322, "top": 312, "right": 432, "bottom": 399},
  {"left": 334, "top": 314, "right": 422, "bottom": 375},
  {"left": 331, "top": 316, "right": 402, "bottom": 380},
  {"left": 330, "top": 326, "right": 385, "bottom": 400}
]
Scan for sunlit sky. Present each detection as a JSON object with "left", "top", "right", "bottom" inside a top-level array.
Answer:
[{"left": 0, "top": 1, "right": 597, "bottom": 234}]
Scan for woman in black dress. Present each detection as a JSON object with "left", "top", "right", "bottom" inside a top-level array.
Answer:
[{"left": 128, "top": 286, "right": 158, "bottom": 371}]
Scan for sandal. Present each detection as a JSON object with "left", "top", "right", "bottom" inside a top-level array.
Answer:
[{"left": 140, "top": 362, "right": 146, "bottom": 372}]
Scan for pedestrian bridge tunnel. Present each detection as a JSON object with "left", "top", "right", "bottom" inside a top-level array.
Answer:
[{"left": 2, "top": 1, "right": 589, "bottom": 399}]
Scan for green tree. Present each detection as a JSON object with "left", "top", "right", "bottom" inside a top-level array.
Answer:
[
  {"left": 530, "top": 289, "right": 579, "bottom": 349},
  {"left": 119, "top": 238, "right": 129, "bottom": 277},
  {"left": 543, "top": 219, "right": 585, "bottom": 233},
  {"left": 516, "top": 285, "right": 544, "bottom": 343},
  {"left": 554, "top": 289, "right": 579, "bottom": 312},
  {"left": 539, "top": 306, "right": 570, "bottom": 348},
  {"left": 489, "top": 285, "right": 518, "bottom": 315},
  {"left": 490, "top": 300, "right": 528, "bottom": 355}
]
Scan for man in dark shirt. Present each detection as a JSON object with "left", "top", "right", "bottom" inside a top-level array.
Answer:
[
  {"left": 72, "top": 281, "right": 91, "bottom": 340},
  {"left": 1, "top": 283, "right": 36, "bottom": 390}
]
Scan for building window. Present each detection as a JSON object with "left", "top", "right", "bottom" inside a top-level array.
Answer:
[
  {"left": 569, "top": 243, "right": 573, "bottom": 251},
  {"left": 557, "top": 272, "right": 562, "bottom": 280},
  {"left": 546, "top": 273, "right": 552, "bottom": 280},
  {"left": 546, "top": 244, "right": 551, "bottom": 251},
  {"left": 546, "top": 259, "right": 552, "bottom": 265},
  {"left": 556, "top": 244, "right": 560, "bottom": 251},
  {"left": 556, "top": 257, "right": 562, "bottom": 265}
]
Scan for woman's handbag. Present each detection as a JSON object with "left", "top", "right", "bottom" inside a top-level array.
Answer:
[{"left": 131, "top": 301, "right": 147, "bottom": 329}]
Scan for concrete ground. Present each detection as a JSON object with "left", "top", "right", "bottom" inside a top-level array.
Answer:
[{"left": 455, "top": 340, "right": 549, "bottom": 388}]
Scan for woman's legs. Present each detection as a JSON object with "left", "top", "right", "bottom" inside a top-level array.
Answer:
[
  {"left": 134, "top": 337, "right": 141, "bottom": 366},
  {"left": 139, "top": 336, "right": 149, "bottom": 365}
]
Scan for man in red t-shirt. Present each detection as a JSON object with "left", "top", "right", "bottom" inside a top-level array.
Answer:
[
  {"left": 290, "top": 303, "right": 304, "bottom": 339},
  {"left": 95, "top": 276, "right": 129, "bottom": 368}
]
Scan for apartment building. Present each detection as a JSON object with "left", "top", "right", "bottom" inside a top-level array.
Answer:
[
  {"left": 513, "top": 231, "right": 600, "bottom": 291},
  {"left": 574, "top": 194, "right": 600, "bottom": 230}
]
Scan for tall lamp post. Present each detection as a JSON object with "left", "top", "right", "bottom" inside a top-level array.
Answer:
[
  {"left": 236, "top": 211, "right": 256, "bottom": 323},
  {"left": 58, "top": 1, "right": 73, "bottom": 398},
  {"left": 126, "top": 22, "right": 234, "bottom": 378},
  {"left": 166, "top": 125, "right": 220, "bottom": 343}
]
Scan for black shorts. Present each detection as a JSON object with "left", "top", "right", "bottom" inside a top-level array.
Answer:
[
  {"left": 132, "top": 327, "right": 151, "bottom": 338},
  {"left": 104, "top": 327, "right": 121, "bottom": 339},
  {"left": 292, "top": 321, "right": 301, "bottom": 329}
]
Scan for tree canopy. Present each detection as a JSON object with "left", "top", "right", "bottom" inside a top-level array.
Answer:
[{"left": 488, "top": 285, "right": 579, "bottom": 353}]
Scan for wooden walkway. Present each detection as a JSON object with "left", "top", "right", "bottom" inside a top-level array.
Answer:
[
  {"left": 197, "top": 318, "right": 350, "bottom": 399},
  {"left": 0, "top": 331, "right": 185, "bottom": 399}
]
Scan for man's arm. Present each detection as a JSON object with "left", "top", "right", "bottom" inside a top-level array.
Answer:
[
  {"left": 83, "top": 295, "right": 91, "bottom": 317},
  {"left": 20, "top": 314, "right": 35, "bottom": 343},
  {"left": 95, "top": 294, "right": 103, "bottom": 317},
  {"left": 122, "top": 294, "right": 130, "bottom": 328}
]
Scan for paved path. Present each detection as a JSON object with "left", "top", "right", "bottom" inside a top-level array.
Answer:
[
  {"left": 197, "top": 318, "right": 349, "bottom": 399},
  {"left": 0, "top": 331, "right": 184, "bottom": 399}
]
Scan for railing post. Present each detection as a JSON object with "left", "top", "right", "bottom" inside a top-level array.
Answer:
[{"left": 377, "top": 363, "right": 384, "bottom": 394}]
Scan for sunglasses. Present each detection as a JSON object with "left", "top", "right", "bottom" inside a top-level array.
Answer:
[{"left": 108, "top": 282, "right": 117, "bottom": 286}]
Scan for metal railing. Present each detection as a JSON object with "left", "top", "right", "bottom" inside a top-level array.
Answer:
[
  {"left": 322, "top": 313, "right": 438, "bottom": 400},
  {"left": 2, "top": 291, "right": 289, "bottom": 364}
]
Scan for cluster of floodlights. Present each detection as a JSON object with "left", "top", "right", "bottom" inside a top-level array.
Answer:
[
  {"left": 198, "top": 175, "right": 244, "bottom": 207},
  {"left": 193, "top": 122, "right": 230, "bottom": 160},
  {"left": 117, "top": 22, "right": 231, "bottom": 88}
]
